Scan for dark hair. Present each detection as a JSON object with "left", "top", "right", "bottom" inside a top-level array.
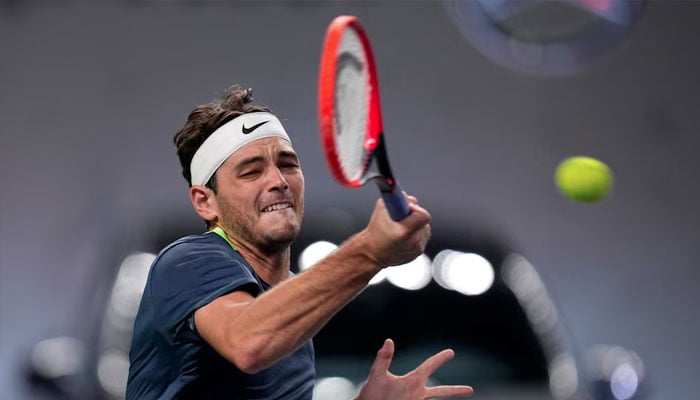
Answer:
[{"left": 173, "top": 85, "right": 270, "bottom": 190}]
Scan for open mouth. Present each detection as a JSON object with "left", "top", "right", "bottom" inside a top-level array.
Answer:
[{"left": 262, "top": 203, "right": 293, "bottom": 213}]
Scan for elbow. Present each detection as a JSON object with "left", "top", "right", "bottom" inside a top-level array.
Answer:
[
  {"left": 233, "top": 353, "right": 267, "bottom": 375},
  {"left": 225, "top": 339, "right": 273, "bottom": 374}
]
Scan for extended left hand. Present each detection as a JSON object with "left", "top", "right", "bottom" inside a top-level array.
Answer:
[{"left": 355, "top": 339, "right": 474, "bottom": 400}]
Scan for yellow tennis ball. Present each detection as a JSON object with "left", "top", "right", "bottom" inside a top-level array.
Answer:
[{"left": 555, "top": 156, "right": 613, "bottom": 202}]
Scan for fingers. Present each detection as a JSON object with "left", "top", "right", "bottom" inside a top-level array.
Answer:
[
  {"left": 365, "top": 194, "right": 431, "bottom": 266},
  {"left": 403, "top": 192, "right": 430, "bottom": 222},
  {"left": 404, "top": 193, "right": 418, "bottom": 204},
  {"left": 368, "top": 339, "right": 395, "bottom": 376},
  {"left": 424, "top": 385, "right": 474, "bottom": 398},
  {"left": 374, "top": 193, "right": 430, "bottom": 225},
  {"left": 415, "top": 349, "right": 455, "bottom": 379},
  {"left": 360, "top": 341, "right": 474, "bottom": 400},
  {"left": 415, "top": 349, "right": 474, "bottom": 398}
]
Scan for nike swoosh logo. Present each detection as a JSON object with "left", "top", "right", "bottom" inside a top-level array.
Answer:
[{"left": 241, "top": 120, "right": 270, "bottom": 134}]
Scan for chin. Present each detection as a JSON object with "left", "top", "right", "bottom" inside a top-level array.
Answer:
[
  {"left": 256, "top": 213, "right": 302, "bottom": 244},
  {"left": 264, "top": 224, "right": 301, "bottom": 244}
]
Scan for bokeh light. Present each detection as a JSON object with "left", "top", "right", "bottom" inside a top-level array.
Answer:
[
  {"left": 97, "top": 349, "right": 130, "bottom": 397},
  {"left": 385, "top": 254, "right": 433, "bottom": 291},
  {"left": 313, "top": 376, "right": 357, "bottom": 400},
  {"left": 433, "top": 250, "right": 495, "bottom": 295},
  {"left": 298, "top": 241, "right": 338, "bottom": 271},
  {"left": 109, "top": 252, "right": 156, "bottom": 323},
  {"left": 610, "top": 363, "right": 639, "bottom": 400},
  {"left": 586, "top": 344, "right": 645, "bottom": 400},
  {"left": 502, "top": 254, "right": 560, "bottom": 335},
  {"left": 549, "top": 353, "right": 579, "bottom": 399},
  {"left": 31, "top": 337, "right": 85, "bottom": 380}
]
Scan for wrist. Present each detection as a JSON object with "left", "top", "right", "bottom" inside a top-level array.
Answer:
[{"left": 351, "top": 229, "right": 389, "bottom": 270}]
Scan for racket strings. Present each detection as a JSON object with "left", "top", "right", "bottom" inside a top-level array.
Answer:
[{"left": 334, "top": 27, "right": 371, "bottom": 182}]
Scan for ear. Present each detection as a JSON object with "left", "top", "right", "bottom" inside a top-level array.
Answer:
[{"left": 189, "top": 185, "right": 218, "bottom": 224}]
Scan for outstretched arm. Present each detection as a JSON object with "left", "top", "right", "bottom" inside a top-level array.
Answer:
[
  {"left": 195, "top": 197, "right": 431, "bottom": 373},
  {"left": 355, "top": 339, "right": 474, "bottom": 400}
]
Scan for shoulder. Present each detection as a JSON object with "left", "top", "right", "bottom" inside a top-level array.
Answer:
[
  {"left": 146, "top": 232, "right": 254, "bottom": 290},
  {"left": 144, "top": 232, "right": 260, "bottom": 315},
  {"left": 163, "top": 232, "right": 235, "bottom": 256},
  {"left": 154, "top": 232, "right": 244, "bottom": 270}
]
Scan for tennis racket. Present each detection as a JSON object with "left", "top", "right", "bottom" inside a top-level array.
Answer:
[{"left": 318, "top": 15, "right": 410, "bottom": 221}]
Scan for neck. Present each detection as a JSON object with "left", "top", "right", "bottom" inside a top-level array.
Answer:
[
  {"left": 212, "top": 227, "right": 292, "bottom": 286},
  {"left": 238, "top": 244, "right": 292, "bottom": 286}
]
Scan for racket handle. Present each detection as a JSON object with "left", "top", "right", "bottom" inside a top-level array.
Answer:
[{"left": 381, "top": 182, "right": 411, "bottom": 221}]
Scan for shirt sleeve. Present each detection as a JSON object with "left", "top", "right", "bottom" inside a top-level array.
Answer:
[{"left": 148, "top": 236, "right": 260, "bottom": 344}]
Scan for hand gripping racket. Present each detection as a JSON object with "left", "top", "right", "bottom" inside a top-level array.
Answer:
[{"left": 318, "top": 15, "right": 410, "bottom": 221}]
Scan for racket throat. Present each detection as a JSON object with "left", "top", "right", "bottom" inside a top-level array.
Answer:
[
  {"left": 370, "top": 134, "right": 399, "bottom": 193},
  {"left": 372, "top": 175, "right": 398, "bottom": 193}
]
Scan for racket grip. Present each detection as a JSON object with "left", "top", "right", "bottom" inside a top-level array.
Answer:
[{"left": 381, "top": 183, "right": 411, "bottom": 221}]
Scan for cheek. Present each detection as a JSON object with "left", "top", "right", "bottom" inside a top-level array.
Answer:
[
  {"left": 289, "top": 174, "right": 305, "bottom": 213},
  {"left": 217, "top": 190, "right": 249, "bottom": 217},
  {"left": 220, "top": 181, "right": 252, "bottom": 202},
  {"left": 295, "top": 172, "right": 305, "bottom": 193},
  {"left": 295, "top": 184, "right": 305, "bottom": 207}
]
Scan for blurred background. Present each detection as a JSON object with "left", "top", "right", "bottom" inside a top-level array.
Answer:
[{"left": 1, "top": 0, "right": 698, "bottom": 399}]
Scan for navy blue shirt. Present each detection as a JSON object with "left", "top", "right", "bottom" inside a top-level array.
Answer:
[{"left": 126, "top": 231, "right": 315, "bottom": 399}]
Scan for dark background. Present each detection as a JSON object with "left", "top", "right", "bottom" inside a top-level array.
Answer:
[{"left": 1, "top": 1, "right": 698, "bottom": 399}]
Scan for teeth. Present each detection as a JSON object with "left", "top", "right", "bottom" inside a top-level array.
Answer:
[{"left": 263, "top": 203, "right": 292, "bottom": 212}]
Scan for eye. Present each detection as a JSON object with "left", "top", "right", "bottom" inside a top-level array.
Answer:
[
  {"left": 279, "top": 158, "right": 300, "bottom": 170},
  {"left": 240, "top": 169, "right": 262, "bottom": 178}
]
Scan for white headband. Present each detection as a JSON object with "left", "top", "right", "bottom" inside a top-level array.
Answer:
[{"left": 190, "top": 112, "right": 291, "bottom": 186}]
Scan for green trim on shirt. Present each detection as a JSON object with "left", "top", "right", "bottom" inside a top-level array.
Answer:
[{"left": 211, "top": 227, "right": 238, "bottom": 251}]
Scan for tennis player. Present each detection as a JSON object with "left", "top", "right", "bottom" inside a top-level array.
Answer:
[{"left": 126, "top": 86, "right": 473, "bottom": 399}]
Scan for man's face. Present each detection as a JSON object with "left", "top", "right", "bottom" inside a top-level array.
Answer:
[{"left": 212, "top": 137, "right": 305, "bottom": 252}]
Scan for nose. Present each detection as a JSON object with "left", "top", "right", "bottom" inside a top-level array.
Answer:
[{"left": 268, "top": 167, "right": 289, "bottom": 191}]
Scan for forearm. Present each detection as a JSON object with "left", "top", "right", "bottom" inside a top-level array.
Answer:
[
  {"left": 228, "top": 230, "right": 382, "bottom": 371},
  {"left": 202, "top": 198, "right": 431, "bottom": 373}
]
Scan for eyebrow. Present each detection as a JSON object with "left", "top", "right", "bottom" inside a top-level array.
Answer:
[
  {"left": 235, "top": 150, "right": 299, "bottom": 170},
  {"left": 278, "top": 150, "right": 299, "bottom": 162},
  {"left": 235, "top": 156, "right": 265, "bottom": 170}
]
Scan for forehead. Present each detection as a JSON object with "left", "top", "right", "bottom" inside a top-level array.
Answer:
[{"left": 227, "top": 137, "right": 296, "bottom": 163}]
